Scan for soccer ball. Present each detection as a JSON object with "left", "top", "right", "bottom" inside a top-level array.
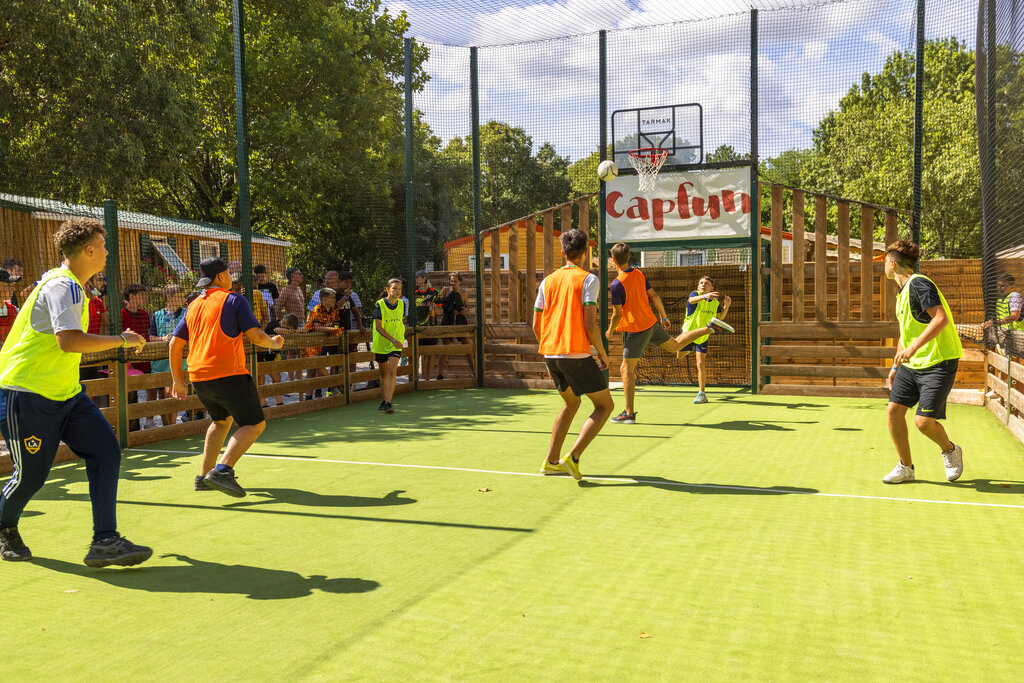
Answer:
[{"left": 597, "top": 159, "right": 619, "bottom": 182}]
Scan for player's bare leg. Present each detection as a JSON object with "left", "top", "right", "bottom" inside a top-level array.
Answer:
[
  {"left": 619, "top": 357, "right": 641, "bottom": 414},
  {"left": 201, "top": 418, "right": 233, "bottom": 475},
  {"left": 546, "top": 387, "right": 581, "bottom": 465},
  {"left": 566, "top": 388, "right": 614, "bottom": 461},
  {"left": 886, "top": 402, "right": 913, "bottom": 466},
  {"left": 219, "top": 421, "right": 267, "bottom": 468}
]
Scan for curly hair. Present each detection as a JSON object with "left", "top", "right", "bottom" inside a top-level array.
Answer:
[{"left": 54, "top": 218, "right": 104, "bottom": 258}]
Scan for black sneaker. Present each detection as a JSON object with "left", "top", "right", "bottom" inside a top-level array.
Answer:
[
  {"left": 708, "top": 317, "right": 735, "bottom": 334},
  {"left": 203, "top": 468, "right": 247, "bottom": 498},
  {"left": 384, "top": 402, "right": 395, "bottom": 414},
  {"left": 0, "top": 526, "right": 32, "bottom": 562},
  {"left": 83, "top": 533, "right": 152, "bottom": 568},
  {"left": 378, "top": 400, "right": 388, "bottom": 411},
  {"left": 194, "top": 475, "right": 213, "bottom": 491}
]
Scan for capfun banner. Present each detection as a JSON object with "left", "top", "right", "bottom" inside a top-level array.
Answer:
[{"left": 605, "top": 167, "right": 753, "bottom": 242}]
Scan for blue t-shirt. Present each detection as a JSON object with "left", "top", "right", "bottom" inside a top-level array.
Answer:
[{"left": 171, "top": 292, "right": 260, "bottom": 341}]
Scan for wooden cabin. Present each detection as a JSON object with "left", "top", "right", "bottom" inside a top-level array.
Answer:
[
  {"left": 444, "top": 224, "right": 597, "bottom": 272},
  {"left": 0, "top": 193, "right": 290, "bottom": 290}
]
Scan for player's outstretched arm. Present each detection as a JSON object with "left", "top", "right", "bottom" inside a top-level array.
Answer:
[
  {"left": 584, "top": 306, "right": 610, "bottom": 369},
  {"left": 168, "top": 336, "right": 188, "bottom": 399},
  {"left": 243, "top": 326, "right": 284, "bottom": 351},
  {"left": 606, "top": 304, "right": 623, "bottom": 339},
  {"left": 56, "top": 328, "right": 145, "bottom": 354}
]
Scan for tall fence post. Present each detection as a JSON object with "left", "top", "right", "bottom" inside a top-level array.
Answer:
[
  {"left": 103, "top": 199, "right": 128, "bottom": 447},
  {"left": 471, "top": 46, "right": 484, "bottom": 387},
  {"left": 911, "top": 0, "right": 925, "bottom": 254},
  {"left": 598, "top": 29, "right": 609, "bottom": 356},
  {"left": 749, "top": 8, "right": 760, "bottom": 393},
  {"left": 405, "top": 37, "right": 418, "bottom": 391},
  {"left": 231, "top": 0, "right": 257, "bottom": 378}
]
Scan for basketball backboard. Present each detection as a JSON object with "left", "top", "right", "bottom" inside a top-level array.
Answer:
[{"left": 611, "top": 103, "right": 703, "bottom": 169}]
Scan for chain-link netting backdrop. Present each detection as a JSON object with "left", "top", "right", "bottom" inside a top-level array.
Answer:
[
  {"left": 0, "top": 0, "right": 992, "bottom": 396},
  {"left": 977, "top": 0, "right": 1024, "bottom": 359}
]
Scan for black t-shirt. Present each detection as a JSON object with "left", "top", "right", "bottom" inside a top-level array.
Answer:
[
  {"left": 441, "top": 290, "right": 466, "bottom": 323},
  {"left": 258, "top": 282, "right": 279, "bottom": 300},
  {"left": 902, "top": 276, "right": 943, "bottom": 324},
  {"left": 335, "top": 292, "right": 354, "bottom": 331}
]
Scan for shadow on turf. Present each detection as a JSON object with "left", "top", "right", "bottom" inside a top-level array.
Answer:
[
  {"left": 641, "top": 419, "right": 819, "bottom": 431},
  {"left": 921, "top": 478, "right": 1024, "bottom": 494},
  {"left": 33, "top": 554, "right": 380, "bottom": 600},
  {"left": 578, "top": 476, "right": 818, "bottom": 496},
  {"left": 224, "top": 488, "right": 416, "bottom": 509}
]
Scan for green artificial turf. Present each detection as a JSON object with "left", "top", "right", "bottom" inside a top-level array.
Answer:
[{"left": 6, "top": 387, "right": 1024, "bottom": 681}]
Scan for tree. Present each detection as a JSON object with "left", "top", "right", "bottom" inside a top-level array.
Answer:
[
  {"left": 441, "top": 121, "right": 573, "bottom": 238},
  {"left": 801, "top": 37, "right": 979, "bottom": 258}
]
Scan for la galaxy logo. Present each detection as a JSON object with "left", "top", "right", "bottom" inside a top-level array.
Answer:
[{"left": 23, "top": 436, "right": 41, "bottom": 454}]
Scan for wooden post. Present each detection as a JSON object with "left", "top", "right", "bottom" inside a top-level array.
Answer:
[
  {"left": 578, "top": 198, "right": 591, "bottom": 270},
  {"left": 814, "top": 195, "right": 827, "bottom": 321},
  {"left": 837, "top": 201, "right": 850, "bottom": 321},
  {"left": 860, "top": 206, "right": 874, "bottom": 322},
  {"left": 560, "top": 204, "right": 572, "bottom": 267},
  {"left": 509, "top": 222, "right": 521, "bottom": 322},
  {"left": 770, "top": 184, "right": 783, "bottom": 322},
  {"left": 543, "top": 210, "right": 554, "bottom": 275},
  {"left": 884, "top": 210, "right": 898, "bottom": 321},
  {"left": 526, "top": 217, "right": 537, "bottom": 316},
  {"left": 490, "top": 229, "right": 501, "bottom": 322},
  {"left": 792, "top": 190, "right": 805, "bottom": 322}
]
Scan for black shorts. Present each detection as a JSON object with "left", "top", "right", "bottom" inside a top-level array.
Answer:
[
  {"left": 682, "top": 340, "right": 709, "bottom": 354},
  {"left": 888, "top": 359, "right": 959, "bottom": 419},
  {"left": 545, "top": 357, "right": 608, "bottom": 396},
  {"left": 192, "top": 373, "right": 265, "bottom": 426},
  {"left": 375, "top": 351, "right": 402, "bottom": 364}
]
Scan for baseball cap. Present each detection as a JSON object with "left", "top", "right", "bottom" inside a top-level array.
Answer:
[
  {"left": 415, "top": 270, "right": 428, "bottom": 278},
  {"left": 197, "top": 257, "right": 229, "bottom": 288}
]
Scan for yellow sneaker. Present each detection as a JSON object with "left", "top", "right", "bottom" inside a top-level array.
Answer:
[
  {"left": 540, "top": 459, "right": 565, "bottom": 476},
  {"left": 559, "top": 454, "right": 582, "bottom": 480}
]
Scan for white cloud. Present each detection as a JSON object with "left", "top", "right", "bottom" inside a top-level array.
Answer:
[{"left": 803, "top": 41, "right": 828, "bottom": 60}]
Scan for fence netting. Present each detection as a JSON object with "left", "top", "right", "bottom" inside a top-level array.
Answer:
[{"left": 977, "top": 0, "right": 1024, "bottom": 358}]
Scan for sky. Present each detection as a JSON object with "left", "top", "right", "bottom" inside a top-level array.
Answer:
[{"left": 383, "top": 0, "right": 977, "bottom": 161}]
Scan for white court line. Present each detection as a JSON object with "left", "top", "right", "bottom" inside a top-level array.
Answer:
[{"left": 125, "top": 448, "right": 1024, "bottom": 511}]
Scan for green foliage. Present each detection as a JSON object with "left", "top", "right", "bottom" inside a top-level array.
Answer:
[{"left": 796, "top": 37, "right": 979, "bottom": 257}]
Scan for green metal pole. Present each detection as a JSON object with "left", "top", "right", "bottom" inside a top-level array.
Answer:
[
  {"left": 981, "top": 0, "right": 998, "bottom": 321},
  {"left": 405, "top": 38, "right": 418, "bottom": 391},
  {"left": 749, "top": 8, "right": 760, "bottom": 394},
  {"left": 598, "top": 30, "right": 609, "bottom": 359},
  {"left": 231, "top": 0, "right": 258, "bottom": 377},
  {"left": 911, "top": 0, "right": 925, "bottom": 259},
  {"left": 103, "top": 199, "right": 128, "bottom": 447},
  {"left": 471, "top": 46, "right": 484, "bottom": 388}
]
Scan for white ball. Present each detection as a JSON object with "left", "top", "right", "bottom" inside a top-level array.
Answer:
[{"left": 597, "top": 159, "right": 619, "bottom": 182}]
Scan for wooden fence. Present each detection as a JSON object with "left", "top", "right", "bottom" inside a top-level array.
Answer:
[{"left": 984, "top": 344, "right": 1024, "bottom": 446}]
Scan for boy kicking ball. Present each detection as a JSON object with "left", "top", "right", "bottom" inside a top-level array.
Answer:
[
  {"left": 606, "top": 244, "right": 734, "bottom": 424},
  {"left": 881, "top": 239, "right": 963, "bottom": 484},
  {"left": 534, "top": 229, "right": 614, "bottom": 480},
  {"left": 676, "top": 275, "right": 731, "bottom": 404}
]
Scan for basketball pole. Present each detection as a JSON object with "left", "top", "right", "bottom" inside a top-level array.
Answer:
[
  {"left": 598, "top": 30, "right": 609, "bottom": 361},
  {"left": 749, "top": 7, "right": 760, "bottom": 394}
]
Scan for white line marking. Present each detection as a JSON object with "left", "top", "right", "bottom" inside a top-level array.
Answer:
[{"left": 124, "top": 448, "right": 1024, "bottom": 510}]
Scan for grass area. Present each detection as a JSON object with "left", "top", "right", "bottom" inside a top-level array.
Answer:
[{"left": 6, "top": 387, "right": 1024, "bottom": 681}]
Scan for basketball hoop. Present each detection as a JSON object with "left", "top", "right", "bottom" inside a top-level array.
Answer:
[{"left": 628, "top": 147, "right": 669, "bottom": 193}]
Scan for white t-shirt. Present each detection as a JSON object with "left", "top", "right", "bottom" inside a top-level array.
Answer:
[
  {"left": 534, "top": 270, "right": 600, "bottom": 359},
  {"left": 31, "top": 276, "right": 86, "bottom": 335}
]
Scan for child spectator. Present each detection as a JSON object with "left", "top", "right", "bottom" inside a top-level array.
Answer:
[
  {"left": 80, "top": 273, "right": 110, "bottom": 404},
  {"left": 150, "top": 284, "right": 187, "bottom": 428},
  {"left": 258, "top": 313, "right": 302, "bottom": 407},
  {"left": 372, "top": 278, "right": 406, "bottom": 413},
  {"left": 122, "top": 283, "right": 151, "bottom": 430},
  {"left": 0, "top": 269, "right": 19, "bottom": 345},
  {"left": 303, "top": 288, "right": 341, "bottom": 399},
  {"left": 254, "top": 264, "right": 278, "bottom": 317},
  {"left": 438, "top": 271, "right": 474, "bottom": 379},
  {"left": 413, "top": 271, "right": 442, "bottom": 380}
]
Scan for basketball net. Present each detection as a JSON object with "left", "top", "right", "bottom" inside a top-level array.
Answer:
[{"left": 628, "top": 147, "right": 669, "bottom": 193}]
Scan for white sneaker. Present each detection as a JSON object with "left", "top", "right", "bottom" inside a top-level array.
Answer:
[
  {"left": 883, "top": 462, "right": 915, "bottom": 484},
  {"left": 941, "top": 444, "right": 963, "bottom": 482}
]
